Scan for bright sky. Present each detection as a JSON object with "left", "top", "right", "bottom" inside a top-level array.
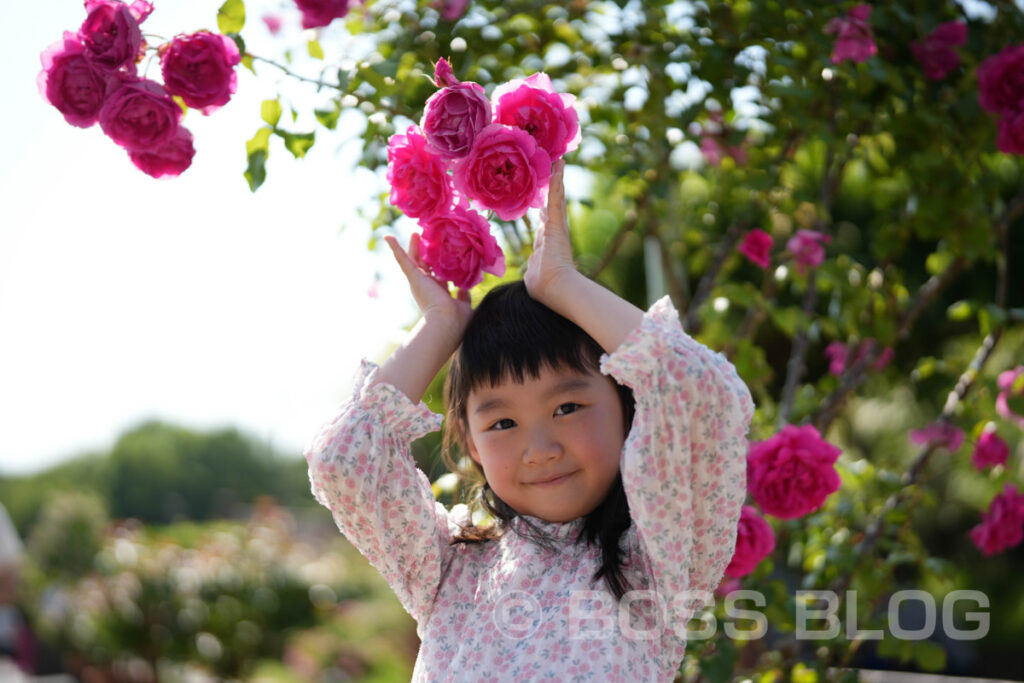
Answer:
[{"left": 0, "top": 1, "right": 418, "bottom": 475}]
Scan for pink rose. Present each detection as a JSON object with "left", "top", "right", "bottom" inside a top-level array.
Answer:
[
  {"left": 78, "top": 0, "right": 151, "bottom": 73},
  {"left": 969, "top": 484, "right": 1024, "bottom": 556},
  {"left": 160, "top": 31, "right": 241, "bottom": 115},
  {"left": 996, "top": 365, "right": 1024, "bottom": 428},
  {"left": 824, "top": 4, "right": 876, "bottom": 64},
  {"left": 37, "top": 32, "right": 110, "bottom": 128},
  {"left": 99, "top": 78, "right": 182, "bottom": 152},
  {"left": 997, "top": 111, "right": 1024, "bottom": 156},
  {"left": 911, "top": 21, "right": 967, "bottom": 81},
  {"left": 747, "top": 424, "right": 842, "bottom": 520},
  {"left": 825, "top": 338, "right": 893, "bottom": 376},
  {"left": 294, "top": 0, "right": 356, "bottom": 29},
  {"left": 492, "top": 72, "right": 581, "bottom": 161},
  {"left": 386, "top": 126, "right": 454, "bottom": 219},
  {"left": 971, "top": 431, "right": 1010, "bottom": 471},
  {"left": 419, "top": 204, "right": 506, "bottom": 289},
  {"left": 421, "top": 60, "right": 492, "bottom": 160},
  {"left": 977, "top": 44, "right": 1024, "bottom": 115},
  {"left": 724, "top": 506, "right": 776, "bottom": 578},
  {"left": 737, "top": 228, "right": 772, "bottom": 268},
  {"left": 909, "top": 421, "right": 964, "bottom": 452},
  {"left": 453, "top": 124, "right": 552, "bottom": 221},
  {"left": 433, "top": 0, "right": 470, "bottom": 21},
  {"left": 263, "top": 14, "right": 283, "bottom": 35},
  {"left": 128, "top": 126, "right": 195, "bottom": 178},
  {"left": 786, "top": 229, "right": 831, "bottom": 275}
]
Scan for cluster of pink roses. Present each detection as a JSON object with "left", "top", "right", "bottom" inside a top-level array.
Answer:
[
  {"left": 386, "top": 58, "right": 580, "bottom": 289},
  {"left": 38, "top": 0, "right": 241, "bottom": 178},
  {"left": 724, "top": 424, "right": 842, "bottom": 580},
  {"left": 736, "top": 227, "right": 832, "bottom": 276},
  {"left": 824, "top": 5, "right": 1021, "bottom": 155}
]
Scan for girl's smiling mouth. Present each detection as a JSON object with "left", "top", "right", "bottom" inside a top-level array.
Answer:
[{"left": 528, "top": 471, "right": 578, "bottom": 486}]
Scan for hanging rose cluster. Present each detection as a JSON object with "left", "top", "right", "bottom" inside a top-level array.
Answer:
[
  {"left": 38, "top": 0, "right": 242, "bottom": 178},
  {"left": 386, "top": 58, "right": 581, "bottom": 290}
]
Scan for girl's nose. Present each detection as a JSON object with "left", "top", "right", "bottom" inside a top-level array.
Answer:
[{"left": 523, "top": 426, "right": 562, "bottom": 463}]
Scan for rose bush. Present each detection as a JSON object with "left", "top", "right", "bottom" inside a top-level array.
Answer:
[
  {"left": 159, "top": 30, "right": 241, "bottom": 114},
  {"left": 128, "top": 127, "right": 196, "bottom": 178},
  {"left": 419, "top": 203, "right": 506, "bottom": 289},
  {"left": 724, "top": 506, "right": 776, "bottom": 578},
  {"left": 453, "top": 123, "right": 552, "bottom": 221},
  {"left": 294, "top": 0, "right": 356, "bottom": 29},
  {"left": 747, "top": 424, "right": 842, "bottom": 520},
  {"left": 420, "top": 61, "right": 492, "bottom": 159},
  {"left": 386, "top": 126, "right": 454, "bottom": 219},
  {"left": 492, "top": 72, "right": 581, "bottom": 162},
  {"left": 37, "top": 33, "right": 110, "bottom": 128},
  {"left": 78, "top": 0, "right": 151, "bottom": 72},
  {"left": 99, "top": 78, "right": 182, "bottom": 152}
]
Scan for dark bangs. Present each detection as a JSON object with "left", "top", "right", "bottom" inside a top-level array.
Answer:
[{"left": 453, "top": 280, "right": 605, "bottom": 396}]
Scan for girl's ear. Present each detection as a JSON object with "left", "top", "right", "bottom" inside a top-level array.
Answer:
[{"left": 465, "top": 432, "right": 482, "bottom": 466}]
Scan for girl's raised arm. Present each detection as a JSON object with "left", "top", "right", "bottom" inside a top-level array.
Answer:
[{"left": 524, "top": 161, "right": 644, "bottom": 353}]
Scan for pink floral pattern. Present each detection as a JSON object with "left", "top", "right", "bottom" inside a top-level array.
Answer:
[{"left": 305, "top": 296, "right": 754, "bottom": 682}]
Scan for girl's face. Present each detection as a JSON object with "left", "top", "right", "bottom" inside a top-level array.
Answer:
[{"left": 464, "top": 363, "right": 627, "bottom": 523}]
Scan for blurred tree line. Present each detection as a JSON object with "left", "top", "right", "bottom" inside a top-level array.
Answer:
[{"left": 0, "top": 421, "right": 314, "bottom": 537}]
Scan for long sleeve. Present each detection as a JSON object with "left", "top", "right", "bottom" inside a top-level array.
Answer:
[
  {"left": 304, "top": 359, "right": 460, "bottom": 630},
  {"left": 600, "top": 295, "right": 755, "bottom": 614}
]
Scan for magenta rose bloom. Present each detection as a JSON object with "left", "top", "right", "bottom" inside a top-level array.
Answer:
[
  {"left": 294, "top": 0, "right": 356, "bottom": 29},
  {"left": 433, "top": 0, "right": 469, "bottom": 20},
  {"left": 737, "top": 228, "right": 772, "bottom": 268},
  {"left": 909, "top": 421, "right": 964, "bottom": 452},
  {"left": 787, "top": 229, "right": 832, "bottom": 275},
  {"left": 971, "top": 431, "right": 1010, "bottom": 471},
  {"left": 724, "top": 506, "right": 776, "bottom": 578},
  {"left": 996, "top": 365, "right": 1024, "bottom": 428},
  {"left": 824, "top": 4, "right": 876, "bottom": 64},
  {"left": 159, "top": 31, "right": 241, "bottom": 115},
  {"left": 78, "top": 0, "right": 152, "bottom": 73},
  {"left": 826, "top": 339, "right": 893, "bottom": 376},
  {"left": 977, "top": 44, "right": 1024, "bottom": 115},
  {"left": 453, "top": 124, "right": 552, "bottom": 221},
  {"left": 997, "top": 111, "right": 1024, "bottom": 156},
  {"left": 419, "top": 204, "right": 506, "bottom": 289},
  {"left": 421, "top": 60, "right": 492, "bottom": 160},
  {"left": 99, "top": 78, "right": 182, "bottom": 152},
  {"left": 911, "top": 21, "right": 967, "bottom": 81},
  {"left": 747, "top": 424, "right": 842, "bottom": 520},
  {"left": 128, "top": 126, "right": 196, "bottom": 178},
  {"left": 37, "top": 32, "right": 110, "bottom": 128},
  {"left": 492, "top": 72, "right": 580, "bottom": 162},
  {"left": 969, "top": 484, "right": 1024, "bottom": 556},
  {"left": 386, "top": 126, "right": 454, "bottom": 219}
]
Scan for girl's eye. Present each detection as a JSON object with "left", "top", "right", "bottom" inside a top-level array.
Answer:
[
  {"left": 555, "top": 402, "right": 581, "bottom": 416},
  {"left": 490, "top": 418, "right": 516, "bottom": 431}
]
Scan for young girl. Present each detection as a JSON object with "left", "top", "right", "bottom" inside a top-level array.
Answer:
[{"left": 305, "top": 161, "right": 755, "bottom": 682}]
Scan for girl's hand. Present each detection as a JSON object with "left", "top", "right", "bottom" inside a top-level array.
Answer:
[
  {"left": 383, "top": 234, "right": 472, "bottom": 330},
  {"left": 525, "top": 160, "right": 580, "bottom": 306}
]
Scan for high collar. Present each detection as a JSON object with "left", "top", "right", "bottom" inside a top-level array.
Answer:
[{"left": 509, "top": 514, "right": 586, "bottom": 542}]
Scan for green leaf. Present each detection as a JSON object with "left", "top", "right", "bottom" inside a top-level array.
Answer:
[
  {"left": 912, "top": 640, "right": 947, "bottom": 672},
  {"left": 245, "top": 127, "right": 272, "bottom": 156},
  {"left": 925, "top": 250, "right": 955, "bottom": 276},
  {"left": 698, "top": 639, "right": 737, "bottom": 683},
  {"left": 245, "top": 150, "right": 267, "bottom": 192},
  {"left": 308, "top": 39, "right": 324, "bottom": 60},
  {"left": 946, "top": 300, "right": 973, "bottom": 322},
  {"left": 260, "top": 99, "right": 282, "bottom": 127},
  {"left": 279, "top": 131, "right": 315, "bottom": 159},
  {"left": 315, "top": 105, "right": 341, "bottom": 130},
  {"left": 217, "top": 0, "right": 246, "bottom": 35}
]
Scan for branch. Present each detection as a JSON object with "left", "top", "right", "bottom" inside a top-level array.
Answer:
[
  {"left": 585, "top": 207, "right": 640, "bottom": 280},
  {"left": 777, "top": 271, "right": 819, "bottom": 427},
  {"left": 811, "top": 258, "right": 967, "bottom": 432},
  {"left": 683, "top": 221, "right": 744, "bottom": 334}
]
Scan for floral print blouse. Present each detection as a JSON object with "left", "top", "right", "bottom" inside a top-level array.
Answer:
[{"left": 305, "top": 295, "right": 755, "bottom": 682}]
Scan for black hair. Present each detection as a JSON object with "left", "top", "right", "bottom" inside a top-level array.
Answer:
[{"left": 440, "top": 280, "right": 636, "bottom": 600}]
